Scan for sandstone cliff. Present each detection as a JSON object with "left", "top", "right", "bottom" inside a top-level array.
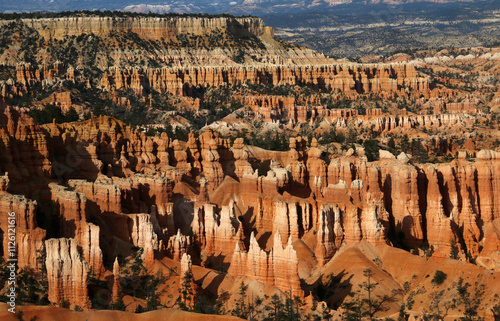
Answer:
[
  {"left": 0, "top": 103, "right": 498, "bottom": 316},
  {"left": 45, "top": 238, "right": 91, "bottom": 310}
]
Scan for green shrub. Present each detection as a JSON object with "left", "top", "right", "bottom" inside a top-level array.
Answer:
[{"left": 431, "top": 270, "right": 447, "bottom": 285}]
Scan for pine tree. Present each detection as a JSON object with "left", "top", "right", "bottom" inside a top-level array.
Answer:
[
  {"left": 64, "top": 107, "right": 79, "bottom": 122},
  {"left": 111, "top": 289, "right": 126, "bottom": 311},
  {"left": 449, "top": 238, "right": 460, "bottom": 260},
  {"left": 232, "top": 281, "right": 249, "bottom": 318},
  {"left": 453, "top": 278, "right": 485, "bottom": 321},
  {"left": 362, "top": 269, "right": 378, "bottom": 319},
  {"left": 341, "top": 268, "right": 396, "bottom": 320},
  {"left": 341, "top": 297, "right": 363, "bottom": 321},
  {"left": 179, "top": 270, "right": 194, "bottom": 310},
  {"left": 215, "top": 290, "right": 230, "bottom": 315},
  {"left": 265, "top": 294, "right": 286, "bottom": 321},
  {"left": 145, "top": 272, "right": 163, "bottom": 311},
  {"left": 400, "top": 135, "right": 410, "bottom": 153}
]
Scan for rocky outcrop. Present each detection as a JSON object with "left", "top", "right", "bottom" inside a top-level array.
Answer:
[
  {"left": 369, "top": 113, "right": 470, "bottom": 133},
  {"left": 45, "top": 238, "right": 91, "bottom": 310},
  {"left": 342, "top": 205, "right": 363, "bottom": 244},
  {"left": 179, "top": 253, "right": 196, "bottom": 309},
  {"left": 167, "top": 229, "right": 191, "bottom": 261},
  {"left": 199, "top": 203, "right": 218, "bottom": 256},
  {"left": 80, "top": 222, "right": 104, "bottom": 276},
  {"left": 68, "top": 178, "right": 122, "bottom": 214},
  {"left": 199, "top": 131, "right": 225, "bottom": 190},
  {"left": 213, "top": 202, "right": 239, "bottom": 255},
  {"left": 49, "top": 183, "right": 104, "bottom": 276},
  {"left": 186, "top": 132, "right": 201, "bottom": 177},
  {"left": 453, "top": 163, "right": 482, "bottom": 256},
  {"left": 127, "top": 213, "right": 157, "bottom": 268},
  {"left": 0, "top": 90, "right": 499, "bottom": 318},
  {"left": 271, "top": 231, "right": 303, "bottom": 297},
  {"left": 112, "top": 258, "right": 121, "bottom": 304},
  {"left": 380, "top": 160, "right": 424, "bottom": 248},
  {"left": 360, "top": 205, "right": 387, "bottom": 246},
  {"left": 173, "top": 139, "right": 192, "bottom": 176},
  {"left": 273, "top": 200, "right": 293, "bottom": 244},
  {"left": 2, "top": 16, "right": 500, "bottom": 317},
  {"left": 0, "top": 108, "right": 497, "bottom": 268},
  {"left": 475, "top": 151, "right": 500, "bottom": 223},
  {"left": 191, "top": 204, "right": 206, "bottom": 248},
  {"left": 424, "top": 167, "right": 455, "bottom": 257},
  {"left": 232, "top": 138, "right": 253, "bottom": 179},
  {"left": 0, "top": 193, "right": 46, "bottom": 269},
  {"left": 229, "top": 231, "right": 302, "bottom": 297},
  {"left": 307, "top": 138, "right": 327, "bottom": 195},
  {"left": 98, "top": 64, "right": 428, "bottom": 98},
  {"left": 0, "top": 105, "right": 52, "bottom": 184},
  {"left": 287, "top": 138, "right": 308, "bottom": 189},
  {"left": 192, "top": 202, "right": 240, "bottom": 259},
  {"left": 315, "top": 204, "right": 339, "bottom": 266},
  {"left": 10, "top": 16, "right": 273, "bottom": 42}
]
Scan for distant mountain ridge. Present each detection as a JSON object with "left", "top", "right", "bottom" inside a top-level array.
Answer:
[
  {"left": 262, "top": 0, "right": 500, "bottom": 57},
  {"left": 0, "top": 0, "right": 489, "bottom": 15},
  {"left": 1, "top": 0, "right": 498, "bottom": 57}
]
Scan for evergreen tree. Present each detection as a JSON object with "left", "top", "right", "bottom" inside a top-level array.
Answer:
[
  {"left": 363, "top": 139, "right": 380, "bottom": 162},
  {"left": 452, "top": 278, "right": 485, "bottom": 321},
  {"left": 341, "top": 297, "right": 363, "bottom": 321},
  {"left": 362, "top": 269, "right": 377, "bottom": 319},
  {"left": 449, "top": 238, "right": 460, "bottom": 260},
  {"left": 388, "top": 137, "right": 396, "bottom": 151},
  {"left": 145, "top": 272, "right": 164, "bottom": 311},
  {"left": 111, "top": 289, "right": 126, "bottom": 311},
  {"left": 179, "top": 270, "right": 194, "bottom": 311},
  {"left": 64, "top": 107, "right": 79, "bottom": 122},
  {"left": 341, "top": 269, "right": 396, "bottom": 320},
  {"left": 214, "top": 290, "right": 231, "bottom": 315},
  {"left": 265, "top": 294, "right": 286, "bottom": 321},
  {"left": 400, "top": 135, "right": 410, "bottom": 153},
  {"left": 232, "top": 281, "right": 249, "bottom": 318}
]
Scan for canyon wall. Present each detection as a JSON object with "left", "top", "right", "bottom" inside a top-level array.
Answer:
[
  {"left": 98, "top": 63, "right": 428, "bottom": 97},
  {"left": 0, "top": 103, "right": 499, "bottom": 310},
  {"left": 3, "top": 16, "right": 273, "bottom": 41}
]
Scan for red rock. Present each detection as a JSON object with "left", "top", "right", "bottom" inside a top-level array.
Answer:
[
  {"left": 112, "top": 258, "right": 121, "bottom": 304},
  {"left": 228, "top": 230, "right": 302, "bottom": 297},
  {"left": 191, "top": 204, "right": 206, "bottom": 248},
  {"left": 424, "top": 166, "right": 455, "bottom": 257},
  {"left": 68, "top": 178, "right": 122, "bottom": 214},
  {"left": 199, "top": 131, "right": 224, "bottom": 190},
  {"left": 232, "top": 138, "right": 253, "bottom": 179},
  {"left": 360, "top": 205, "right": 387, "bottom": 246},
  {"left": 307, "top": 138, "right": 327, "bottom": 196},
  {"left": 173, "top": 140, "right": 192, "bottom": 175},
  {"left": 286, "top": 138, "right": 307, "bottom": 189},
  {"left": 315, "top": 204, "right": 338, "bottom": 266},
  {"left": 271, "top": 231, "right": 303, "bottom": 297},
  {"left": 273, "top": 201, "right": 292, "bottom": 245},
  {"left": 213, "top": 201, "right": 238, "bottom": 255},
  {"left": 179, "top": 253, "right": 196, "bottom": 309},
  {"left": 167, "top": 229, "right": 190, "bottom": 261},
  {"left": 0, "top": 193, "right": 46, "bottom": 269},
  {"left": 380, "top": 160, "right": 424, "bottom": 248},
  {"left": 45, "top": 238, "right": 91, "bottom": 310},
  {"left": 126, "top": 213, "right": 157, "bottom": 268}
]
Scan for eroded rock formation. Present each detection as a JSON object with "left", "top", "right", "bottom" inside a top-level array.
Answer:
[
  {"left": 45, "top": 238, "right": 91, "bottom": 310},
  {"left": 229, "top": 231, "right": 303, "bottom": 297},
  {"left": 0, "top": 100, "right": 499, "bottom": 314},
  {"left": 0, "top": 192, "right": 46, "bottom": 269}
]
